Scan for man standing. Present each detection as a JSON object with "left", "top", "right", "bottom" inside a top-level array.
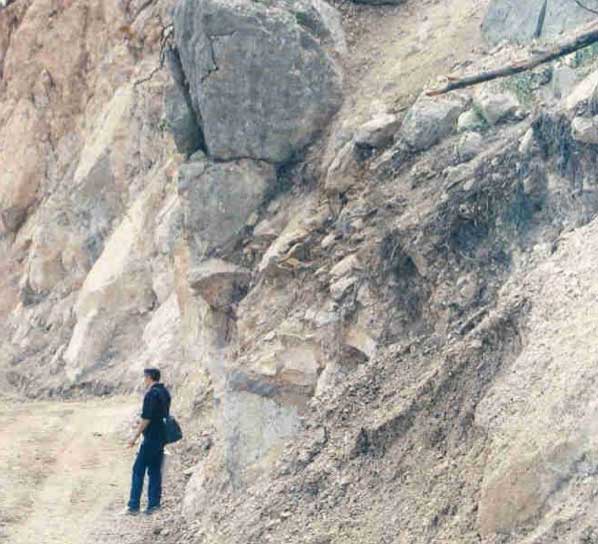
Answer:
[{"left": 126, "top": 368, "right": 171, "bottom": 515}]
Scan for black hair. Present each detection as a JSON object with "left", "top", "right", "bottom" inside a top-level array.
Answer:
[{"left": 144, "top": 368, "right": 161, "bottom": 382}]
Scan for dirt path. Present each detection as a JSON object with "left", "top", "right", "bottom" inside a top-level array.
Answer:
[{"left": 0, "top": 396, "right": 139, "bottom": 544}]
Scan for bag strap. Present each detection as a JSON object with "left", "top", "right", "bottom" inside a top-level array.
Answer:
[{"left": 155, "top": 385, "right": 170, "bottom": 419}]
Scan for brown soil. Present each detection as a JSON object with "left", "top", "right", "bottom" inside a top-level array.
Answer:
[{"left": 0, "top": 397, "right": 137, "bottom": 543}]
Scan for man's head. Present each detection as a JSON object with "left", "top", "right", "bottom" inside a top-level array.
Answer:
[{"left": 143, "top": 368, "right": 161, "bottom": 388}]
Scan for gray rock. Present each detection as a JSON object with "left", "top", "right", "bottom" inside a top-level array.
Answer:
[
  {"left": 400, "top": 96, "right": 467, "bottom": 151},
  {"left": 475, "top": 92, "right": 519, "bottom": 126},
  {"left": 482, "top": 0, "right": 594, "bottom": 45},
  {"left": 279, "top": 0, "right": 347, "bottom": 56},
  {"left": 457, "top": 109, "right": 486, "bottom": 133},
  {"left": 164, "top": 82, "right": 204, "bottom": 157},
  {"left": 571, "top": 116, "right": 598, "bottom": 144},
  {"left": 565, "top": 70, "right": 598, "bottom": 113},
  {"left": 324, "top": 141, "right": 358, "bottom": 195},
  {"left": 354, "top": 113, "right": 401, "bottom": 148},
  {"left": 457, "top": 132, "right": 484, "bottom": 162},
  {"left": 173, "top": 0, "right": 344, "bottom": 163},
  {"left": 177, "top": 156, "right": 276, "bottom": 258},
  {"left": 550, "top": 64, "right": 578, "bottom": 101},
  {"left": 330, "top": 275, "right": 357, "bottom": 301},
  {"left": 221, "top": 390, "right": 301, "bottom": 485},
  {"left": 188, "top": 259, "right": 251, "bottom": 309}
]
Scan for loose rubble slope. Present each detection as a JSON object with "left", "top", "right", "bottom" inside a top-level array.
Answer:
[{"left": 4, "top": 0, "right": 598, "bottom": 543}]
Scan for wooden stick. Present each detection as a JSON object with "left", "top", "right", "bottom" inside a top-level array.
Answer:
[{"left": 427, "top": 21, "right": 598, "bottom": 96}]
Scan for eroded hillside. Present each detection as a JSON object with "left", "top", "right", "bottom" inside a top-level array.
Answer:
[{"left": 4, "top": 0, "right": 598, "bottom": 543}]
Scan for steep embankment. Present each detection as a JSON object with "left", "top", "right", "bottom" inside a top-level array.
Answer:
[{"left": 5, "top": 0, "right": 598, "bottom": 543}]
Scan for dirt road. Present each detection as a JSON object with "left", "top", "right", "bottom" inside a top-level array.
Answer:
[{"left": 0, "top": 396, "right": 140, "bottom": 544}]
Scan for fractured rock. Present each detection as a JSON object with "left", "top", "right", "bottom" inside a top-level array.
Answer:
[
  {"left": 174, "top": 0, "right": 344, "bottom": 163},
  {"left": 164, "top": 82, "right": 204, "bottom": 157},
  {"left": 177, "top": 156, "right": 276, "bottom": 259},
  {"left": 188, "top": 258, "right": 251, "bottom": 309},
  {"left": 221, "top": 389, "right": 302, "bottom": 484},
  {"left": 344, "top": 325, "right": 377, "bottom": 360}
]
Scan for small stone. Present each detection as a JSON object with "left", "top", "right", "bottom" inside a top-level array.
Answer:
[
  {"left": 400, "top": 95, "right": 468, "bottom": 151},
  {"left": 354, "top": 113, "right": 401, "bottom": 148},
  {"left": 571, "top": 116, "right": 598, "bottom": 144},
  {"left": 519, "top": 128, "right": 536, "bottom": 155},
  {"left": 475, "top": 92, "right": 519, "bottom": 126},
  {"left": 329, "top": 254, "right": 361, "bottom": 278},
  {"left": 324, "top": 141, "right": 358, "bottom": 195},
  {"left": 330, "top": 275, "right": 358, "bottom": 300},
  {"left": 457, "top": 109, "right": 485, "bottom": 132},
  {"left": 321, "top": 232, "right": 336, "bottom": 249}
]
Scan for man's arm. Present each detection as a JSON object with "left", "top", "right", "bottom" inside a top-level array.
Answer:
[{"left": 128, "top": 418, "right": 150, "bottom": 448}]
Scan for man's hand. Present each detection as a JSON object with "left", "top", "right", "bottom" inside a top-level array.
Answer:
[{"left": 127, "top": 418, "right": 150, "bottom": 448}]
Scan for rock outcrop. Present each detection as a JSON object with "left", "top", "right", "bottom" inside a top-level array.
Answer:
[
  {"left": 483, "top": 0, "right": 595, "bottom": 44},
  {"left": 173, "top": 0, "right": 344, "bottom": 163},
  {"left": 7, "top": 0, "right": 598, "bottom": 543},
  {"left": 177, "top": 155, "right": 276, "bottom": 260}
]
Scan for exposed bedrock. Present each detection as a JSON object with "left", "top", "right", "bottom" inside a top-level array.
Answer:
[{"left": 172, "top": 0, "right": 344, "bottom": 163}]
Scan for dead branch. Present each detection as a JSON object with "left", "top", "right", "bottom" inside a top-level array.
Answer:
[{"left": 427, "top": 20, "right": 598, "bottom": 96}]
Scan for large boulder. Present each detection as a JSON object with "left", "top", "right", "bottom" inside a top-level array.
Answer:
[
  {"left": 177, "top": 155, "right": 276, "bottom": 260},
  {"left": 483, "top": 0, "right": 594, "bottom": 45},
  {"left": 173, "top": 0, "right": 344, "bottom": 163}
]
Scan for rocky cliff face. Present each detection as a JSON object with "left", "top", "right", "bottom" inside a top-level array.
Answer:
[{"left": 5, "top": 0, "right": 598, "bottom": 542}]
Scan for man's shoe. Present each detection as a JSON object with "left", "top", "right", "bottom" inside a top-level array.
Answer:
[
  {"left": 122, "top": 507, "right": 140, "bottom": 516},
  {"left": 144, "top": 506, "right": 161, "bottom": 515}
]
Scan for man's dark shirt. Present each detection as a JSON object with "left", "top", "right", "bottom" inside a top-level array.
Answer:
[{"left": 141, "top": 383, "right": 171, "bottom": 444}]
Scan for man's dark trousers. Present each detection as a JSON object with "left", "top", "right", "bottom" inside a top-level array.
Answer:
[{"left": 128, "top": 437, "right": 164, "bottom": 511}]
